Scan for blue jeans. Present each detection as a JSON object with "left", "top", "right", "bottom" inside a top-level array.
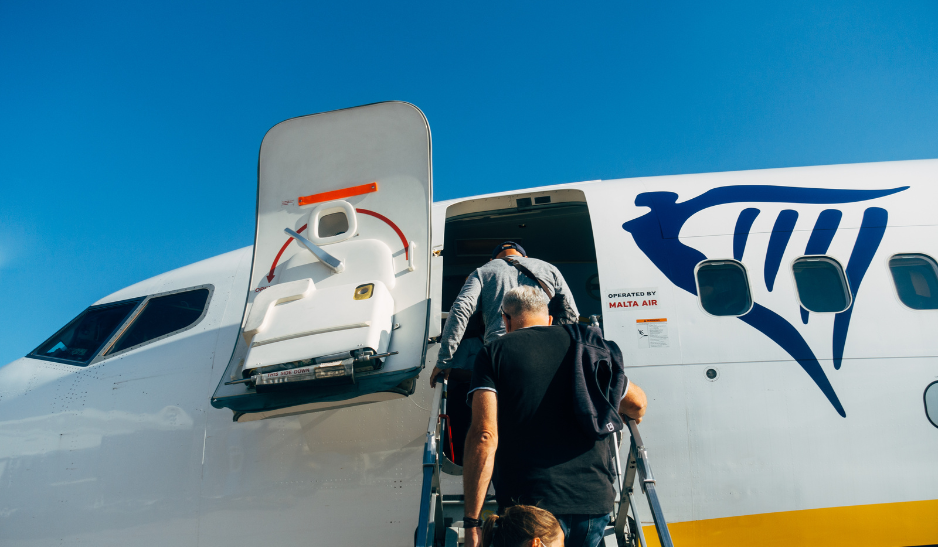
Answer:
[{"left": 554, "top": 513, "right": 611, "bottom": 547}]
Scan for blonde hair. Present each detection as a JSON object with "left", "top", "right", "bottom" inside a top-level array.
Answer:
[{"left": 480, "top": 505, "right": 563, "bottom": 547}]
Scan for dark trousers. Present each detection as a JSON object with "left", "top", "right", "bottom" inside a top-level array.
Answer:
[{"left": 445, "top": 371, "right": 472, "bottom": 466}]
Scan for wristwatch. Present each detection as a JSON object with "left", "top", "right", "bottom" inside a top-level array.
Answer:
[{"left": 463, "top": 516, "right": 483, "bottom": 529}]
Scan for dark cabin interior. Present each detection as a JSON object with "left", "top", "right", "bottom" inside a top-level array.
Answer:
[
  {"left": 438, "top": 196, "right": 602, "bottom": 467},
  {"left": 441, "top": 200, "right": 602, "bottom": 320}
]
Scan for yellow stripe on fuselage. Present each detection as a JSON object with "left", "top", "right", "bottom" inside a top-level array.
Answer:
[{"left": 641, "top": 499, "right": 938, "bottom": 547}]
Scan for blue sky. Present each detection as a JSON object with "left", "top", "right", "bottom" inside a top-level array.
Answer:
[{"left": 1, "top": 0, "right": 936, "bottom": 365}]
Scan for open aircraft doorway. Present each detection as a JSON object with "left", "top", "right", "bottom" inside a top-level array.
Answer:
[
  {"left": 211, "top": 102, "right": 434, "bottom": 422},
  {"left": 436, "top": 188, "right": 601, "bottom": 468}
]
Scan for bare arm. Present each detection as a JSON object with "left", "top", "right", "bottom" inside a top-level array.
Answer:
[
  {"left": 619, "top": 381, "right": 647, "bottom": 424},
  {"left": 463, "top": 390, "right": 498, "bottom": 547}
]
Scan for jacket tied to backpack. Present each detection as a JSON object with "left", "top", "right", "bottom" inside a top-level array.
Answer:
[{"left": 563, "top": 323, "right": 629, "bottom": 441}]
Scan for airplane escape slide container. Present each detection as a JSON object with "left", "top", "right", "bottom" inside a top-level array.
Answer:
[{"left": 211, "top": 102, "right": 434, "bottom": 422}]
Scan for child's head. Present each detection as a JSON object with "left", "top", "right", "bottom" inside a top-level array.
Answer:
[{"left": 480, "top": 505, "right": 564, "bottom": 547}]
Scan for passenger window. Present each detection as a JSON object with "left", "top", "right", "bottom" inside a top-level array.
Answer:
[
  {"left": 30, "top": 299, "right": 141, "bottom": 365},
  {"left": 792, "top": 257, "right": 851, "bottom": 313},
  {"left": 318, "top": 212, "right": 349, "bottom": 238},
  {"left": 109, "top": 288, "right": 210, "bottom": 354},
  {"left": 925, "top": 382, "right": 938, "bottom": 429},
  {"left": 889, "top": 254, "right": 938, "bottom": 310},
  {"left": 696, "top": 260, "right": 753, "bottom": 316}
]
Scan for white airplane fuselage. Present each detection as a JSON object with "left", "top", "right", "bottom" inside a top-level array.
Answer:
[{"left": 1, "top": 159, "right": 936, "bottom": 546}]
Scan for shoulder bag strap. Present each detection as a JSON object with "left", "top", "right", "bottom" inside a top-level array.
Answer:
[{"left": 501, "top": 257, "right": 555, "bottom": 299}]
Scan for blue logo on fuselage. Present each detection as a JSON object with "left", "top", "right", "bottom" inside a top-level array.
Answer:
[{"left": 622, "top": 185, "right": 908, "bottom": 417}]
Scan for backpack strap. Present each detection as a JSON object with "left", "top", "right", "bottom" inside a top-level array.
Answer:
[{"left": 501, "top": 257, "right": 555, "bottom": 299}]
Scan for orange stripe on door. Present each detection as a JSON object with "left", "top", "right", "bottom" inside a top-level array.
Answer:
[{"left": 298, "top": 182, "right": 378, "bottom": 206}]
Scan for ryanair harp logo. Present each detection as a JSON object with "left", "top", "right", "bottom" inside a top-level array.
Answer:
[{"left": 622, "top": 185, "right": 908, "bottom": 417}]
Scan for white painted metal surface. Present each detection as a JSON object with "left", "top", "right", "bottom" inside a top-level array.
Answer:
[{"left": 212, "top": 102, "right": 434, "bottom": 417}]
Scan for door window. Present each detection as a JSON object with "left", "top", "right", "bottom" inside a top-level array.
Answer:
[
  {"left": 925, "top": 381, "right": 938, "bottom": 429},
  {"left": 318, "top": 212, "right": 349, "bottom": 238}
]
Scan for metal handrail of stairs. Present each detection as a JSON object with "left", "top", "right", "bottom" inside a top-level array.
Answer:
[
  {"left": 417, "top": 384, "right": 675, "bottom": 547},
  {"left": 613, "top": 418, "right": 676, "bottom": 547},
  {"left": 416, "top": 382, "right": 445, "bottom": 547}
]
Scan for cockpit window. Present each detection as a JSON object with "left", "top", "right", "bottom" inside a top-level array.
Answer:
[
  {"left": 889, "top": 254, "right": 938, "bottom": 310},
  {"left": 696, "top": 260, "right": 753, "bottom": 316},
  {"left": 30, "top": 299, "right": 142, "bottom": 365},
  {"left": 108, "top": 288, "right": 210, "bottom": 354}
]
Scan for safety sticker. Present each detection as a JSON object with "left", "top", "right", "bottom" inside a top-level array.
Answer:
[
  {"left": 606, "top": 287, "right": 660, "bottom": 310},
  {"left": 636, "top": 318, "right": 669, "bottom": 349}
]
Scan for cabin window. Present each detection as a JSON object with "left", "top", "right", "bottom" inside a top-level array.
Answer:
[
  {"left": 889, "top": 254, "right": 938, "bottom": 310},
  {"left": 318, "top": 211, "right": 349, "bottom": 238},
  {"left": 30, "top": 299, "right": 142, "bottom": 365},
  {"left": 792, "top": 257, "right": 851, "bottom": 313},
  {"left": 108, "top": 288, "right": 211, "bottom": 354},
  {"left": 696, "top": 260, "right": 753, "bottom": 316},
  {"left": 925, "top": 381, "right": 938, "bottom": 429}
]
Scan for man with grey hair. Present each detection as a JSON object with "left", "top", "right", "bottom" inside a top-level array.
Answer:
[
  {"left": 461, "top": 285, "right": 647, "bottom": 547},
  {"left": 429, "top": 241, "right": 579, "bottom": 387},
  {"left": 498, "top": 284, "right": 552, "bottom": 333}
]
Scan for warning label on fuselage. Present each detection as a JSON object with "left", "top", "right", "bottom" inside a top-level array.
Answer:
[
  {"left": 636, "top": 318, "right": 669, "bottom": 348},
  {"left": 606, "top": 287, "right": 660, "bottom": 310}
]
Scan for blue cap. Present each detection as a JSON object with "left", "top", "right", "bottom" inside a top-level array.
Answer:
[{"left": 492, "top": 241, "right": 526, "bottom": 259}]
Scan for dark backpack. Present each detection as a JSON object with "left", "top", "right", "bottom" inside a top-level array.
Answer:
[{"left": 563, "top": 323, "right": 629, "bottom": 440}]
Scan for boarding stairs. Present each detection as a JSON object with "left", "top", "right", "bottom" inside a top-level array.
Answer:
[{"left": 415, "top": 381, "right": 676, "bottom": 547}]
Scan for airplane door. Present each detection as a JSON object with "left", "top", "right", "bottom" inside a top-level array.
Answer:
[{"left": 212, "top": 102, "right": 433, "bottom": 421}]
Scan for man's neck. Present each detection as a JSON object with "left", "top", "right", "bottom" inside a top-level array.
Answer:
[
  {"left": 510, "top": 315, "right": 551, "bottom": 331},
  {"left": 495, "top": 249, "right": 523, "bottom": 260}
]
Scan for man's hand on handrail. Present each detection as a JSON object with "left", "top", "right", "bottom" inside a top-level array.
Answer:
[
  {"left": 619, "top": 382, "right": 647, "bottom": 424},
  {"left": 429, "top": 366, "right": 450, "bottom": 387}
]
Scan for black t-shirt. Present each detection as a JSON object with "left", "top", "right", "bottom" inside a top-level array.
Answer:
[{"left": 469, "top": 325, "right": 616, "bottom": 515}]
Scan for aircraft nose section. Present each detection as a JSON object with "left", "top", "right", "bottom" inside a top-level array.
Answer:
[{"left": 0, "top": 357, "right": 73, "bottom": 400}]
